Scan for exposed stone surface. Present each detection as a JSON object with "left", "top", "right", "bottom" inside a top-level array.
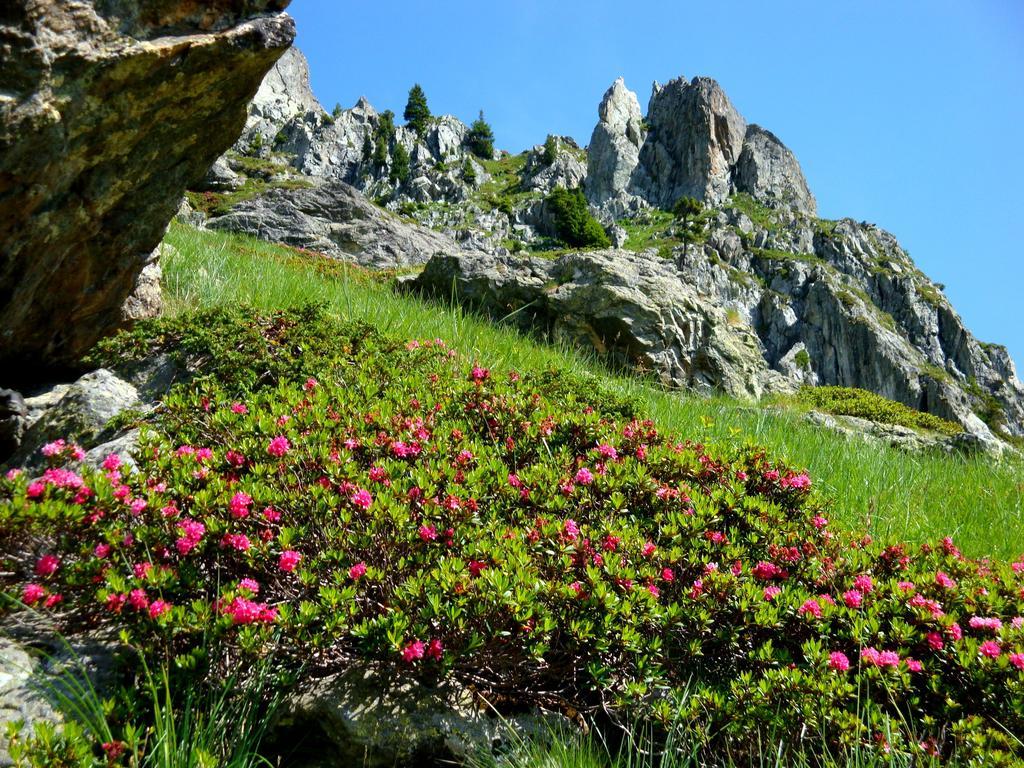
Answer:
[
  {"left": 270, "top": 667, "right": 558, "bottom": 768},
  {"left": 585, "top": 78, "right": 645, "bottom": 205},
  {"left": 0, "top": 0, "right": 295, "bottom": 382},
  {"left": 521, "top": 136, "right": 587, "bottom": 194},
  {"left": 630, "top": 77, "right": 747, "bottom": 209},
  {"left": 10, "top": 370, "right": 141, "bottom": 469},
  {"left": 735, "top": 125, "right": 816, "bottom": 216},
  {"left": 414, "top": 249, "right": 789, "bottom": 399},
  {"left": 0, "top": 391, "right": 26, "bottom": 460},
  {"left": 208, "top": 181, "right": 480, "bottom": 269}
]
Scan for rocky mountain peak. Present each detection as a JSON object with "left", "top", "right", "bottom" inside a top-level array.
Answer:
[{"left": 585, "top": 78, "right": 645, "bottom": 205}]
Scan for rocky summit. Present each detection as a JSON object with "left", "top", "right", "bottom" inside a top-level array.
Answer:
[
  {"left": 0, "top": 0, "right": 295, "bottom": 382},
  {"left": 186, "top": 50, "right": 1024, "bottom": 448}
]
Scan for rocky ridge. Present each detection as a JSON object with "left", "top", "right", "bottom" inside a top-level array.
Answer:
[{"left": 191, "top": 50, "right": 1023, "bottom": 446}]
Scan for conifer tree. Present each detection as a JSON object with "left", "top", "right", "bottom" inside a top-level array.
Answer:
[{"left": 403, "top": 84, "right": 431, "bottom": 136}]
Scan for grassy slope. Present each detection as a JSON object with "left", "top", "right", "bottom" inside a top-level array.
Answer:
[{"left": 161, "top": 222, "right": 1023, "bottom": 558}]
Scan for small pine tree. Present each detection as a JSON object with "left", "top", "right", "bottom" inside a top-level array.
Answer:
[
  {"left": 547, "top": 187, "right": 610, "bottom": 248},
  {"left": 672, "top": 195, "right": 707, "bottom": 258},
  {"left": 372, "top": 110, "right": 396, "bottom": 168},
  {"left": 542, "top": 135, "right": 558, "bottom": 166},
  {"left": 404, "top": 84, "right": 431, "bottom": 136},
  {"left": 332, "top": 103, "right": 343, "bottom": 118},
  {"left": 467, "top": 110, "right": 495, "bottom": 159},
  {"left": 390, "top": 142, "right": 410, "bottom": 185}
]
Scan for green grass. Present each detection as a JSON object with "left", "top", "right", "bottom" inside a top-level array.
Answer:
[
  {"left": 160, "top": 222, "right": 1024, "bottom": 558},
  {"left": 620, "top": 209, "right": 678, "bottom": 252}
]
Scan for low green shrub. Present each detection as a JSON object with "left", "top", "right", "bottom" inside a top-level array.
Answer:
[
  {"left": 796, "top": 386, "right": 963, "bottom": 436},
  {"left": 3, "top": 308, "right": 1023, "bottom": 763},
  {"left": 546, "top": 187, "right": 610, "bottom": 248}
]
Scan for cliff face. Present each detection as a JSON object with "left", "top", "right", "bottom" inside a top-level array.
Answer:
[
  {"left": 0, "top": 0, "right": 295, "bottom": 383},
  {"left": 200, "top": 52, "right": 1023, "bottom": 444}
]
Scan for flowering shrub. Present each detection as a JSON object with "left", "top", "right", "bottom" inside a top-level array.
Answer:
[{"left": 2, "top": 307, "right": 1023, "bottom": 763}]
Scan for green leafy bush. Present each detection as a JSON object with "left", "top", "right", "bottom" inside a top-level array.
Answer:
[
  {"left": 547, "top": 187, "right": 610, "bottom": 248},
  {"left": 542, "top": 135, "right": 558, "bottom": 166},
  {"left": 390, "top": 142, "right": 410, "bottom": 185},
  {"left": 3, "top": 308, "right": 1023, "bottom": 764},
  {"left": 796, "top": 386, "right": 963, "bottom": 436}
]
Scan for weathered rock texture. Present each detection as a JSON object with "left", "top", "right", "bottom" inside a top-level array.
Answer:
[
  {"left": 209, "top": 181, "right": 482, "bottom": 269},
  {"left": 0, "top": 0, "right": 295, "bottom": 383},
  {"left": 585, "top": 78, "right": 645, "bottom": 205}
]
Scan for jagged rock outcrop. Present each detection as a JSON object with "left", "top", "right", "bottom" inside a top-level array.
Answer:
[
  {"left": 520, "top": 136, "right": 587, "bottom": 194},
  {"left": 414, "top": 249, "right": 789, "bottom": 399},
  {"left": 208, "top": 181, "right": 479, "bottom": 269},
  {"left": 630, "top": 77, "right": 747, "bottom": 209},
  {"left": 585, "top": 79, "right": 645, "bottom": 205},
  {"left": 0, "top": 0, "right": 295, "bottom": 384},
  {"left": 735, "top": 126, "right": 816, "bottom": 216},
  {"left": 585, "top": 76, "right": 815, "bottom": 217}
]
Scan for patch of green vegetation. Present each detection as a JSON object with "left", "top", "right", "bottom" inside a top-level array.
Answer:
[
  {"left": 795, "top": 385, "right": 963, "bottom": 436},
  {"left": 185, "top": 176, "right": 313, "bottom": 218},
  {"left": 919, "top": 361, "right": 953, "bottom": 385},
  {"left": 813, "top": 217, "right": 839, "bottom": 238},
  {"left": 916, "top": 281, "right": 943, "bottom": 308},
  {"left": 620, "top": 209, "right": 676, "bottom": 251},
  {"left": 794, "top": 348, "right": 811, "bottom": 371},
  {"left": 750, "top": 247, "right": 823, "bottom": 265},
  {"left": 727, "top": 192, "right": 780, "bottom": 230},
  {"left": 546, "top": 187, "right": 610, "bottom": 248}
]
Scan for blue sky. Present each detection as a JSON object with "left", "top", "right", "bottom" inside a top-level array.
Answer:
[{"left": 291, "top": 1, "right": 1024, "bottom": 367}]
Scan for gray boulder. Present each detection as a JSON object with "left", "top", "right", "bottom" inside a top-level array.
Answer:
[
  {"left": 0, "top": 0, "right": 295, "bottom": 381},
  {"left": 0, "top": 391, "right": 27, "bottom": 460},
  {"left": 414, "top": 248, "right": 789, "bottom": 399},
  {"left": 271, "top": 667, "right": 558, "bottom": 768},
  {"left": 208, "top": 181, "right": 479, "bottom": 269},
  {"left": 10, "top": 370, "right": 141, "bottom": 470}
]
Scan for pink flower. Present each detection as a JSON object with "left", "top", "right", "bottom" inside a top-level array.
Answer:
[
  {"left": 860, "top": 647, "right": 899, "bottom": 668},
  {"left": 926, "top": 632, "right": 944, "bottom": 651},
  {"left": 829, "top": 651, "right": 850, "bottom": 672},
  {"left": 798, "top": 599, "right": 822, "bottom": 618},
  {"left": 26, "top": 480, "right": 45, "bottom": 499},
  {"left": 304, "top": 377, "right": 319, "bottom": 391},
  {"left": 129, "top": 498, "right": 148, "bottom": 516},
  {"left": 229, "top": 491, "right": 252, "bottom": 518},
  {"left": 906, "top": 658, "right": 923, "bottom": 673},
  {"left": 101, "top": 453, "right": 122, "bottom": 471},
  {"left": 468, "top": 560, "right": 487, "bottom": 578},
  {"left": 853, "top": 575, "right": 874, "bottom": 593},
  {"left": 763, "top": 586, "right": 782, "bottom": 601},
  {"left": 470, "top": 366, "right": 489, "bottom": 382},
  {"left": 262, "top": 506, "right": 281, "bottom": 522},
  {"left": 949, "top": 623, "right": 963, "bottom": 641},
  {"left": 647, "top": 583, "right": 660, "bottom": 597},
  {"left": 267, "top": 436, "right": 290, "bottom": 457},
  {"left": 149, "top": 600, "right": 171, "bottom": 619},
  {"left": 402, "top": 640, "right": 426, "bottom": 663},
  {"left": 968, "top": 616, "right": 1002, "bottom": 632},
  {"left": 105, "top": 593, "right": 127, "bottom": 613},
  {"left": 41, "top": 439, "right": 66, "bottom": 457},
  {"left": 569, "top": 581, "right": 584, "bottom": 597},
  {"left": 44, "top": 593, "right": 63, "bottom": 608},
  {"left": 418, "top": 524, "right": 438, "bottom": 542},
  {"left": 238, "top": 578, "right": 260, "bottom": 594},
  {"left": 279, "top": 550, "right": 302, "bottom": 572},
  {"left": 133, "top": 562, "right": 152, "bottom": 580},
  {"left": 426, "top": 639, "right": 443, "bottom": 661},
  {"left": 230, "top": 402, "right": 248, "bottom": 414},
  {"left": 94, "top": 543, "right": 111, "bottom": 559},
  {"left": 128, "top": 588, "right": 149, "bottom": 611},
  {"left": 574, "top": 467, "right": 594, "bottom": 485},
  {"left": 222, "top": 597, "right": 278, "bottom": 624},
  {"left": 897, "top": 581, "right": 915, "bottom": 592},
  {"left": 221, "top": 533, "right": 251, "bottom": 552},
  {"left": 752, "top": 561, "right": 781, "bottom": 581},
  {"left": 979, "top": 640, "right": 1001, "bottom": 659},
  {"left": 351, "top": 489, "right": 373, "bottom": 510},
  {"left": 602, "top": 535, "right": 621, "bottom": 552},
  {"left": 935, "top": 571, "right": 957, "bottom": 590},
  {"left": 597, "top": 443, "right": 618, "bottom": 459},
  {"left": 22, "top": 584, "right": 45, "bottom": 605},
  {"left": 661, "top": 567, "right": 675, "bottom": 582},
  {"left": 811, "top": 515, "right": 829, "bottom": 529},
  {"left": 563, "top": 519, "right": 579, "bottom": 539},
  {"left": 641, "top": 541, "right": 656, "bottom": 558},
  {"left": 781, "top": 473, "right": 811, "bottom": 490},
  {"left": 349, "top": 562, "right": 367, "bottom": 580},
  {"left": 843, "top": 589, "right": 863, "bottom": 609},
  {"left": 34, "top": 554, "right": 60, "bottom": 577},
  {"left": 1009, "top": 653, "right": 1024, "bottom": 671}
]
